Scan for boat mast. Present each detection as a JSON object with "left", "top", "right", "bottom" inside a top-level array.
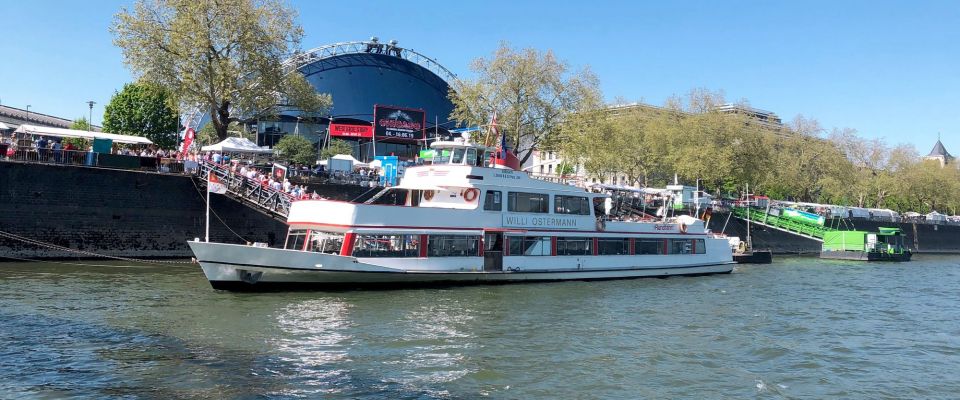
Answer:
[{"left": 745, "top": 183, "right": 752, "bottom": 250}]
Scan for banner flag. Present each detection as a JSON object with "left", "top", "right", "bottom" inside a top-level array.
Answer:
[
  {"left": 208, "top": 172, "right": 227, "bottom": 194},
  {"left": 180, "top": 127, "right": 196, "bottom": 156}
]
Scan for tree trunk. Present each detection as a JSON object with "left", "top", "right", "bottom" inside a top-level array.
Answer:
[{"left": 214, "top": 101, "right": 231, "bottom": 141}]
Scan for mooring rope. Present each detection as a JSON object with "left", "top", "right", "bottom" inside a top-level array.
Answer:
[{"left": 0, "top": 229, "right": 194, "bottom": 265}]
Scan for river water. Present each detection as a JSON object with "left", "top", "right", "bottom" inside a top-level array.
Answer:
[{"left": 1, "top": 255, "right": 959, "bottom": 399}]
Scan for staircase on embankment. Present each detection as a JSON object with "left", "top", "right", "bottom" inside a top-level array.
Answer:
[
  {"left": 731, "top": 206, "right": 833, "bottom": 242},
  {"left": 196, "top": 161, "right": 292, "bottom": 221}
]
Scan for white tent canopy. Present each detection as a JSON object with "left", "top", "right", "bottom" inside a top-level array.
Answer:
[
  {"left": 201, "top": 137, "right": 273, "bottom": 153},
  {"left": 15, "top": 124, "right": 153, "bottom": 145},
  {"left": 332, "top": 153, "right": 367, "bottom": 167}
]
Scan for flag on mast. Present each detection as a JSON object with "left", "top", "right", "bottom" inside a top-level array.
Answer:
[
  {"left": 489, "top": 112, "right": 505, "bottom": 159},
  {"left": 208, "top": 172, "right": 227, "bottom": 194}
]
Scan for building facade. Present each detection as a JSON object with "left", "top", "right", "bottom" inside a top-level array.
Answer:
[
  {"left": 924, "top": 139, "right": 955, "bottom": 168},
  {"left": 253, "top": 40, "right": 458, "bottom": 162}
]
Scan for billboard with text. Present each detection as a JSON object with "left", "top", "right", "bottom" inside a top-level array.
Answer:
[{"left": 373, "top": 105, "right": 425, "bottom": 141}]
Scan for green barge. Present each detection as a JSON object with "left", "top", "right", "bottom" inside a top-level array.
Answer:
[{"left": 819, "top": 227, "right": 912, "bottom": 262}]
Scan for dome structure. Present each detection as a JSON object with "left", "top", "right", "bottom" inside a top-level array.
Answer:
[{"left": 252, "top": 40, "right": 459, "bottom": 161}]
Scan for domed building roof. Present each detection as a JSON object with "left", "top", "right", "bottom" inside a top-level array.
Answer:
[{"left": 284, "top": 40, "right": 457, "bottom": 126}]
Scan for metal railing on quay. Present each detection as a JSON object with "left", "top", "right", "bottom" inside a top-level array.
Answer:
[
  {"left": 1, "top": 147, "right": 188, "bottom": 175},
  {"left": 6, "top": 148, "right": 98, "bottom": 166}
]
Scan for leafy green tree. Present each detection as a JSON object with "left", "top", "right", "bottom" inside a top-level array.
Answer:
[
  {"left": 102, "top": 82, "right": 179, "bottom": 148},
  {"left": 274, "top": 135, "right": 315, "bottom": 165},
  {"left": 449, "top": 42, "right": 602, "bottom": 164},
  {"left": 112, "top": 0, "right": 331, "bottom": 141},
  {"left": 66, "top": 118, "right": 92, "bottom": 149},
  {"left": 320, "top": 139, "right": 353, "bottom": 160},
  {"left": 196, "top": 121, "right": 250, "bottom": 147}
]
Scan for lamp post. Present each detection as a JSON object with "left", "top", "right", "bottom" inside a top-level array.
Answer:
[
  {"left": 86, "top": 101, "right": 96, "bottom": 131},
  {"left": 25, "top": 105, "right": 31, "bottom": 121}
]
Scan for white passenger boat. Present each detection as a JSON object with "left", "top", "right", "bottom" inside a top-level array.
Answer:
[{"left": 188, "top": 139, "right": 734, "bottom": 290}]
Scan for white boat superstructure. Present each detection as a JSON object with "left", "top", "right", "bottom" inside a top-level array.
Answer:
[{"left": 189, "top": 139, "right": 734, "bottom": 290}]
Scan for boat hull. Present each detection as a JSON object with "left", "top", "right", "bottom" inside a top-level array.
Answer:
[
  {"left": 733, "top": 250, "right": 773, "bottom": 264},
  {"left": 819, "top": 250, "right": 913, "bottom": 262},
  {"left": 189, "top": 242, "right": 735, "bottom": 291}
]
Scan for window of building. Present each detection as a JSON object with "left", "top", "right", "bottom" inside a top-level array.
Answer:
[
  {"left": 508, "top": 236, "right": 551, "bottom": 256},
  {"left": 428, "top": 235, "right": 481, "bottom": 257},
  {"left": 556, "top": 237, "right": 592, "bottom": 256},
  {"left": 352, "top": 234, "right": 420, "bottom": 257},
  {"left": 305, "top": 231, "right": 344, "bottom": 254},
  {"left": 598, "top": 238, "right": 630, "bottom": 255},
  {"left": 285, "top": 230, "right": 308, "bottom": 250},
  {"left": 484, "top": 190, "right": 502, "bottom": 211},
  {"left": 636, "top": 239, "right": 665, "bottom": 255},
  {"left": 555, "top": 195, "right": 591, "bottom": 215},
  {"left": 508, "top": 192, "right": 549, "bottom": 213}
]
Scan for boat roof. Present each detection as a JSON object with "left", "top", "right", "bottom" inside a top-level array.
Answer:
[{"left": 430, "top": 140, "right": 493, "bottom": 152}]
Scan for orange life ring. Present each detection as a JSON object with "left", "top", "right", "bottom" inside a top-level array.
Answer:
[
  {"left": 423, "top": 190, "right": 435, "bottom": 201},
  {"left": 463, "top": 188, "right": 479, "bottom": 202},
  {"left": 679, "top": 223, "right": 687, "bottom": 234}
]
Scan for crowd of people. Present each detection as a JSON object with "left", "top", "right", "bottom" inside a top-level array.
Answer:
[
  {"left": 2, "top": 132, "right": 386, "bottom": 202},
  {"left": 207, "top": 152, "right": 328, "bottom": 201}
]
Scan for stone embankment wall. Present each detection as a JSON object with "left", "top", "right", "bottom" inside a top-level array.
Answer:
[
  {"left": 708, "top": 212, "right": 960, "bottom": 254},
  {"left": 0, "top": 163, "right": 297, "bottom": 259}
]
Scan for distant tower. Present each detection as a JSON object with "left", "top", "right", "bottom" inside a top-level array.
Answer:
[{"left": 923, "top": 135, "right": 955, "bottom": 167}]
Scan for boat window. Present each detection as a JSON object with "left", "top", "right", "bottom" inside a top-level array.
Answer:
[
  {"left": 451, "top": 148, "right": 466, "bottom": 164},
  {"left": 636, "top": 239, "right": 665, "bottom": 255},
  {"left": 465, "top": 148, "right": 478, "bottom": 166},
  {"left": 427, "top": 235, "right": 481, "bottom": 257},
  {"left": 555, "top": 195, "right": 591, "bottom": 215},
  {"left": 352, "top": 234, "right": 420, "bottom": 257},
  {"left": 508, "top": 192, "right": 549, "bottom": 213},
  {"left": 693, "top": 239, "right": 706, "bottom": 254},
  {"left": 434, "top": 150, "right": 451, "bottom": 164},
  {"left": 507, "top": 236, "right": 551, "bottom": 256},
  {"left": 484, "top": 190, "right": 502, "bottom": 211},
  {"left": 669, "top": 239, "right": 693, "bottom": 255},
  {"left": 305, "top": 231, "right": 344, "bottom": 254},
  {"left": 598, "top": 238, "right": 630, "bottom": 255},
  {"left": 556, "top": 237, "right": 592, "bottom": 256},
  {"left": 285, "top": 230, "right": 308, "bottom": 250}
]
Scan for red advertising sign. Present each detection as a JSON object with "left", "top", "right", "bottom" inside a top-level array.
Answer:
[{"left": 329, "top": 123, "right": 373, "bottom": 138}]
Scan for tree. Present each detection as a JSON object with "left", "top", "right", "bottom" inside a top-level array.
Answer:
[
  {"left": 112, "top": 0, "right": 331, "bottom": 141},
  {"left": 196, "top": 121, "right": 251, "bottom": 147},
  {"left": 102, "top": 82, "right": 179, "bottom": 148},
  {"left": 320, "top": 139, "right": 353, "bottom": 160},
  {"left": 274, "top": 135, "right": 314, "bottom": 165},
  {"left": 449, "top": 42, "right": 602, "bottom": 165},
  {"left": 66, "top": 118, "right": 92, "bottom": 149}
]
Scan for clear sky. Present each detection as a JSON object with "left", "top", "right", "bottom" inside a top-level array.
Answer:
[{"left": 1, "top": 0, "right": 957, "bottom": 154}]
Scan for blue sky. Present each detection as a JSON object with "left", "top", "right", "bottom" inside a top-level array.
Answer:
[{"left": 1, "top": 0, "right": 957, "bottom": 154}]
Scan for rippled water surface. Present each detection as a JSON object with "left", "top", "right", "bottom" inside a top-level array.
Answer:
[{"left": 2, "top": 255, "right": 960, "bottom": 399}]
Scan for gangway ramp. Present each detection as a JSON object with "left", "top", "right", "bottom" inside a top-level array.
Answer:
[
  {"left": 732, "top": 206, "right": 832, "bottom": 242},
  {"left": 196, "top": 160, "right": 292, "bottom": 221}
]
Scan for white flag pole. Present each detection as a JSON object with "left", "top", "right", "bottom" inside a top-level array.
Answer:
[{"left": 205, "top": 172, "right": 211, "bottom": 243}]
